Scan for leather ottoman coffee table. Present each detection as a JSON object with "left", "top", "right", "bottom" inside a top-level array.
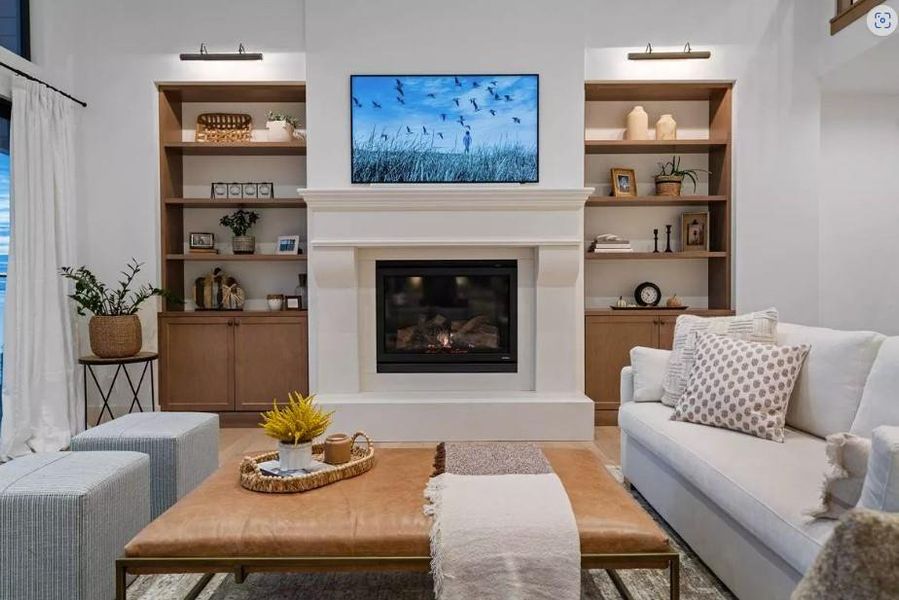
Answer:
[{"left": 118, "top": 446, "right": 678, "bottom": 599}]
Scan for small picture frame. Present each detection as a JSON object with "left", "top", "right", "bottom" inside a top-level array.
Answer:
[
  {"left": 610, "top": 168, "right": 637, "bottom": 197},
  {"left": 189, "top": 232, "right": 215, "bottom": 250},
  {"left": 257, "top": 182, "right": 274, "bottom": 199},
  {"left": 284, "top": 295, "right": 302, "bottom": 310},
  {"left": 242, "top": 183, "right": 258, "bottom": 198},
  {"left": 211, "top": 182, "right": 228, "bottom": 200},
  {"left": 681, "top": 211, "right": 710, "bottom": 252},
  {"left": 227, "top": 182, "right": 243, "bottom": 198},
  {"left": 276, "top": 235, "right": 301, "bottom": 255}
]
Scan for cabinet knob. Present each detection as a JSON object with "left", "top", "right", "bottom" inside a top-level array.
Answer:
[
  {"left": 234, "top": 319, "right": 240, "bottom": 327},
  {"left": 227, "top": 319, "right": 234, "bottom": 327}
]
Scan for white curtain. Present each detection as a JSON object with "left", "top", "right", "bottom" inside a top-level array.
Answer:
[{"left": 0, "top": 78, "right": 79, "bottom": 460}]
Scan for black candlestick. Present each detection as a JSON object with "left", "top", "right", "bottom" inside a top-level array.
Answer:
[
  {"left": 653, "top": 229, "right": 660, "bottom": 253},
  {"left": 665, "top": 225, "right": 673, "bottom": 253}
]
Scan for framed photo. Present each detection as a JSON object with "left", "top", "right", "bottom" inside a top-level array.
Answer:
[
  {"left": 276, "top": 235, "right": 301, "bottom": 255},
  {"left": 227, "top": 182, "right": 243, "bottom": 198},
  {"left": 681, "top": 211, "right": 709, "bottom": 252},
  {"left": 284, "top": 295, "right": 302, "bottom": 310},
  {"left": 189, "top": 232, "right": 215, "bottom": 250},
  {"left": 610, "top": 168, "right": 637, "bottom": 197},
  {"left": 210, "top": 182, "right": 228, "bottom": 199},
  {"left": 242, "top": 183, "right": 258, "bottom": 198},
  {"left": 257, "top": 182, "right": 274, "bottom": 199}
]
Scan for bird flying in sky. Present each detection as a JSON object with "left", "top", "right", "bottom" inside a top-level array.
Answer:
[
  {"left": 454, "top": 76, "right": 462, "bottom": 87},
  {"left": 396, "top": 96, "right": 405, "bottom": 105},
  {"left": 512, "top": 117, "right": 521, "bottom": 123},
  {"left": 371, "top": 101, "right": 382, "bottom": 109},
  {"left": 489, "top": 109, "right": 496, "bottom": 116},
  {"left": 352, "top": 96, "right": 362, "bottom": 108},
  {"left": 452, "top": 97, "right": 460, "bottom": 107},
  {"left": 469, "top": 98, "right": 479, "bottom": 111}
]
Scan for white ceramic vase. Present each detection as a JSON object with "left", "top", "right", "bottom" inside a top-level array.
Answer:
[
  {"left": 625, "top": 106, "right": 650, "bottom": 140},
  {"left": 278, "top": 441, "right": 313, "bottom": 471},
  {"left": 655, "top": 114, "right": 677, "bottom": 140},
  {"left": 266, "top": 120, "right": 294, "bottom": 142}
]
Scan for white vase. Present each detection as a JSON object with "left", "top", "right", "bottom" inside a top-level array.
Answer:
[
  {"left": 266, "top": 120, "right": 294, "bottom": 142},
  {"left": 655, "top": 114, "right": 677, "bottom": 140},
  {"left": 625, "top": 106, "right": 650, "bottom": 140},
  {"left": 278, "top": 441, "right": 313, "bottom": 471}
]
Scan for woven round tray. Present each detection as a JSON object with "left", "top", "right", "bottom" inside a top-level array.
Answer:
[{"left": 239, "top": 432, "right": 374, "bottom": 493}]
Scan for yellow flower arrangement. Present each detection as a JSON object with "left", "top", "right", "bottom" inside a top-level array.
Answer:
[{"left": 259, "top": 392, "right": 334, "bottom": 445}]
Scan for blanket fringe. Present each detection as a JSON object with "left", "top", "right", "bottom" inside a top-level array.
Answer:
[{"left": 424, "top": 473, "right": 448, "bottom": 598}]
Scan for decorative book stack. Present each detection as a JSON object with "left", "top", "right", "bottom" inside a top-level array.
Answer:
[{"left": 591, "top": 237, "right": 633, "bottom": 253}]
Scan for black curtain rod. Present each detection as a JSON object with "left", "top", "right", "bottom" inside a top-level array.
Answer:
[{"left": 0, "top": 61, "right": 87, "bottom": 107}]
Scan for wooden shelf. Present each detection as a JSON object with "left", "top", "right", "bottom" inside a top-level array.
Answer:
[
  {"left": 585, "top": 81, "right": 733, "bottom": 102},
  {"left": 166, "top": 254, "right": 307, "bottom": 262},
  {"left": 585, "top": 139, "right": 727, "bottom": 155},
  {"left": 163, "top": 141, "right": 306, "bottom": 156},
  {"left": 585, "top": 308, "right": 735, "bottom": 317},
  {"left": 586, "top": 195, "right": 726, "bottom": 207},
  {"left": 585, "top": 252, "right": 727, "bottom": 260},
  {"left": 157, "top": 82, "right": 305, "bottom": 103},
  {"left": 159, "top": 310, "right": 307, "bottom": 318},
  {"left": 165, "top": 198, "right": 306, "bottom": 209}
]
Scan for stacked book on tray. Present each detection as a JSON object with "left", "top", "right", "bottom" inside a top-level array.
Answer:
[{"left": 590, "top": 235, "right": 632, "bottom": 253}]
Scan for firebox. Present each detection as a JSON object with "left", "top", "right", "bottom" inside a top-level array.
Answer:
[{"left": 376, "top": 260, "right": 517, "bottom": 373}]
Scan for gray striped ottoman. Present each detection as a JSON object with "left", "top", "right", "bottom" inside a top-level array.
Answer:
[
  {"left": 72, "top": 412, "right": 219, "bottom": 519},
  {"left": 0, "top": 451, "right": 150, "bottom": 600}
]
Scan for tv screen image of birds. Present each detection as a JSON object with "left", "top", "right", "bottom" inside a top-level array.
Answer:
[{"left": 351, "top": 75, "right": 538, "bottom": 183}]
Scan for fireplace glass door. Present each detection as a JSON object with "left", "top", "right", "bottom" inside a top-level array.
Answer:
[{"left": 376, "top": 260, "right": 517, "bottom": 372}]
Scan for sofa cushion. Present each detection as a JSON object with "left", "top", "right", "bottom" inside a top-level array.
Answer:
[
  {"left": 673, "top": 333, "right": 809, "bottom": 442},
  {"left": 859, "top": 426, "right": 899, "bottom": 512},
  {"left": 620, "top": 401, "right": 836, "bottom": 574},
  {"left": 779, "top": 323, "right": 884, "bottom": 438},
  {"left": 851, "top": 337, "right": 899, "bottom": 438},
  {"left": 629, "top": 347, "right": 669, "bottom": 402}
]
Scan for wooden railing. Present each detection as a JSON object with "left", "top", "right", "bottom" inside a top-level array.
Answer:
[{"left": 831, "top": 0, "right": 886, "bottom": 35}]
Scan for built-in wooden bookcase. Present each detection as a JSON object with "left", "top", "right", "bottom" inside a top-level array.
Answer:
[
  {"left": 156, "top": 82, "right": 309, "bottom": 423},
  {"left": 583, "top": 81, "right": 734, "bottom": 424}
]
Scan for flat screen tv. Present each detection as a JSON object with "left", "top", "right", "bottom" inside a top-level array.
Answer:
[{"left": 351, "top": 74, "right": 538, "bottom": 184}]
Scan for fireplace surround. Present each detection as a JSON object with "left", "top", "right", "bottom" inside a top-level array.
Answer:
[{"left": 376, "top": 260, "right": 518, "bottom": 373}]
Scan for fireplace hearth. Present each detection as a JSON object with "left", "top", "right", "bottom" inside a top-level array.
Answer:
[{"left": 376, "top": 260, "right": 517, "bottom": 373}]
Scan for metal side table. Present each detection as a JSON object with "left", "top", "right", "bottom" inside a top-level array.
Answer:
[{"left": 79, "top": 352, "right": 158, "bottom": 429}]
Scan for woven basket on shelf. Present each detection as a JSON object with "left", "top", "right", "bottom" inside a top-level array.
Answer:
[
  {"left": 239, "top": 432, "right": 375, "bottom": 493},
  {"left": 195, "top": 113, "right": 252, "bottom": 143},
  {"left": 89, "top": 315, "right": 142, "bottom": 358},
  {"left": 655, "top": 175, "right": 683, "bottom": 197}
]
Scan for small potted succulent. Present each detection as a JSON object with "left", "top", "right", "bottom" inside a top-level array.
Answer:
[
  {"left": 60, "top": 259, "right": 176, "bottom": 358},
  {"left": 220, "top": 209, "right": 260, "bottom": 255},
  {"left": 260, "top": 392, "right": 334, "bottom": 470},
  {"left": 655, "top": 155, "right": 710, "bottom": 197},
  {"left": 266, "top": 111, "right": 302, "bottom": 142}
]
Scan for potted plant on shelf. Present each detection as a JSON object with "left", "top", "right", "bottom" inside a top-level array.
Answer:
[
  {"left": 260, "top": 392, "right": 334, "bottom": 471},
  {"left": 655, "top": 155, "right": 710, "bottom": 197},
  {"left": 60, "top": 259, "right": 176, "bottom": 358},
  {"left": 220, "top": 209, "right": 260, "bottom": 255},
  {"left": 266, "top": 111, "right": 303, "bottom": 142}
]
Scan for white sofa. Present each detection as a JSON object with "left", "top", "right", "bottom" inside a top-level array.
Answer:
[{"left": 619, "top": 323, "right": 898, "bottom": 600}]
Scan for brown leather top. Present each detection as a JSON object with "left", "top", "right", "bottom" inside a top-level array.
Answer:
[{"left": 125, "top": 446, "right": 669, "bottom": 558}]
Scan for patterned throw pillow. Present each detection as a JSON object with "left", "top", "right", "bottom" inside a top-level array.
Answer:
[
  {"left": 673, "top": 332, "right": 810, "bottom": 442},
  {"left": 660, "top": 308, "right": 779, "bottom": 407}
]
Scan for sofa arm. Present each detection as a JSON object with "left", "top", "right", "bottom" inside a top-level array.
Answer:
[
  {"left": 620, "top": 366, "right": 635, "bottom": 404},
  {"left": 860, "top": 426, "right": 899, "bottom": 512}
]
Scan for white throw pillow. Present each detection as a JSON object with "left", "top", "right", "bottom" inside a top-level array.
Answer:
[
  {"left": 660, "top": 308, "right": 779, "bottom": 407},
  {"left": 807, "top": 432, "right": 871, "bottom": 520},
  {"left": 850, "top": 337, "right": 899, "bottom": 438},
  {"left": 859, "top": 426, "right": 899, "bottom": 512},
  {"left": 629, "top": 346, "right": 669, "bottom": 402},
  {"left": 672, "top": 333, "right": 809, "bottom": 442}
]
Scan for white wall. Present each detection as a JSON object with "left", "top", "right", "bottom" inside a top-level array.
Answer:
[{"left": 819, "top": 93, "right": 899, "bottom": 334}]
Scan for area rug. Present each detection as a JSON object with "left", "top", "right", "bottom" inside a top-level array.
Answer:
[{"left": 128, "top": 469, "right": 735, "bottom": 600}]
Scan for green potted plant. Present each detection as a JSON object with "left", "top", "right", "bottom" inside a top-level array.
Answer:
[
  {"left": 260, "top": 392, "right": 334, "bottom": 470},
  {"left": 60, "top": 259, "right": 175, "bottom": 358},
  {"left": 655, "top": 155, "right": 710, "bottom": 197},
  {"left": 266, "top": 111, "right": 302, "bottom": 142},
  {"left": 220, "top": 209, "right": 260, "bottom": 254}
]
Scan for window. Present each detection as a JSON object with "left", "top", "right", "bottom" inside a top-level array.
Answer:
[{"left": 0, "top": 0, "right": 28, "bottom": 59}]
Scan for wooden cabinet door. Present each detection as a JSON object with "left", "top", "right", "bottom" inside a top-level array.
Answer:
[
  {"left": 159, "top": 316, "right": 234, "bottom": 411},
  {"left": 658, "top": 316, "right": 678, "bottom": 350},
  {"left": 585, "top": 316, "right": 658, "bottom": 425},
  {"left": 233, "top": 315, "right": 309, "bottom": 411}
]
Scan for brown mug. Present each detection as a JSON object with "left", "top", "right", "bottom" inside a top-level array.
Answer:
[{"left": 324, "top": 433, "right": 353, "bottom": 465}]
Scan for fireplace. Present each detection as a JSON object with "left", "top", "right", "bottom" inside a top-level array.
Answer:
[{"left": 376, "top": 260, "right": 517, "bottom": 373}]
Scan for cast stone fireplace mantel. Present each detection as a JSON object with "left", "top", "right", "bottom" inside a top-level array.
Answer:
[{"left": 303, "top": 186, "right": 595, "bottom": 441}]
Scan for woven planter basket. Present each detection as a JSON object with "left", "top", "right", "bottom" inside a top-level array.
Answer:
[
  {"left": 89, "top": 315, "right": 142, "bottom": 358},
  {"left": 240, "top": 432, "right": 374, "bottom": 493},
  {"left": 655, "top": 175, "right": 683, "bottom": 197},
  {"left": 231, "top": 236, "right": 256, "bottom": 254}
]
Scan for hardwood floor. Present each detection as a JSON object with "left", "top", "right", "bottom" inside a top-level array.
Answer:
[{"left": 218, "top": 426, "right": 622, "bottom": 466}]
